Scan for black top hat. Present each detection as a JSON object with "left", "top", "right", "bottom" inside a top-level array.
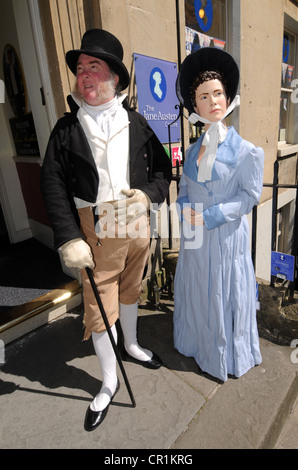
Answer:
[
  {"left": 66, "top": 28, "right": 129, "bottom": 91},
  {"left": 176, "top": 47, "right": 239, "bottom": 115}
]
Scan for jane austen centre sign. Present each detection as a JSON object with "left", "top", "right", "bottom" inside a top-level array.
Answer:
[{"left": 133, "top": 53, "right": 180, "bottom": 144}]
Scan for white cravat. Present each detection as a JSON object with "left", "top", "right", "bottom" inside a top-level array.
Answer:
[
  {"left": 189, "top": 95, "right": 240, "bottom": 182},
  {"left": 82, "top": 96, "right": 119, "bottom": 138}
]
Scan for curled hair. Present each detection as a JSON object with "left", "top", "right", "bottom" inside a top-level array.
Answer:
[{"left": 190, "top": 70, "right": 228, "bottom": 107}]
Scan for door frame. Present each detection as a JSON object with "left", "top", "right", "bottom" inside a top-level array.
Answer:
[{"left": 27, "top": 0, "right": 57, "bottom": 130}]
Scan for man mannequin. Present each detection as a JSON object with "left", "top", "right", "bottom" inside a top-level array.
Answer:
[{"left": 41, "top": 29, "right": 172, "bottom": 431}]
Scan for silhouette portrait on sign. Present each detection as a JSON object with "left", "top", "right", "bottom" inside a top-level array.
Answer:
[{"left": 152, "top": 71, "right": 163, "bottom": 99}]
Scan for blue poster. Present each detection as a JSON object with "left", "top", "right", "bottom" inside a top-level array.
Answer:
[
  {"left": 133, "top": 53, "right": 180, "bottom": 144},
  {"left": 271, "top": 251, "right": 295, "bottom": 282}
]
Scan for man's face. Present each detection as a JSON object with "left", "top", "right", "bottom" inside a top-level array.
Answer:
[{"left": 76, "top": 54, "right": 119, "bottom": 106}]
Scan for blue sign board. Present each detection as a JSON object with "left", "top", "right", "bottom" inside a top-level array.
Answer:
[
  {"left": 271, "top": 251, "right": 295, "bottom": 282},
  {"left": 133, "top": 53, "right": 180, "bottom": 144}
]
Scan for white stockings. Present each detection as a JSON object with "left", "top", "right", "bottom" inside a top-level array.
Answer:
[
  {"left": 91, "top": 325, "right": 118, "bottom": 412},
  {"left": 119, "top": 302, "right": 152, "bottom": 361},
  {"left": 91, "top": 302, "right": 152, "bottom": 411}
]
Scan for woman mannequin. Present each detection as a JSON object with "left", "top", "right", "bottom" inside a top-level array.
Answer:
[{"left": 174, "top": 47, "right": 264, "bottom": 382}]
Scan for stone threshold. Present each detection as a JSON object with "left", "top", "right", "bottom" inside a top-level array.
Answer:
[{"left": 0, "top": 280, "right": 82, "bottom": 344}]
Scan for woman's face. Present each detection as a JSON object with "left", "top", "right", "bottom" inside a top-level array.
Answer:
[
  {"left": 194, "top": 79, "right": 229, "bottom": 122},
  {"left": 76, "top": 54, "right": 119, "bottom": 106}
]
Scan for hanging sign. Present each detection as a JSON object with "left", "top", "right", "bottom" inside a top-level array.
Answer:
[
  {"left": 133, "top": 53, "right": 180, "bottom": 144},
  {"left": 271, "top": 252, "right": 295, "bottom": 282}
]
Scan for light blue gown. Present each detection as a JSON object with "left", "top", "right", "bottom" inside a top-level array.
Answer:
[{"left": 173, "top": 126, "right": 264, "bottom": 382}]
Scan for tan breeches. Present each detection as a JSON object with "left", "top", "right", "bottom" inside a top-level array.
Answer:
[{"left": 78, "top": 207, "right": 150, "bottom": 340}]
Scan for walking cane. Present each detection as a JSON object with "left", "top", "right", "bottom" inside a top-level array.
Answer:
[{"left": 85, "top": 267, "right": 136, "bottom": 407}]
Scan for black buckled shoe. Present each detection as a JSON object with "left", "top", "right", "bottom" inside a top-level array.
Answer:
[
  {"left": 84, "top": 379, "right": 120, "bottom": 432},
  {"left": 125, "top": 352, "right": 162, "bottom": 369}
]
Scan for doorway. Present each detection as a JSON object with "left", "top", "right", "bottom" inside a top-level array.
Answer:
[
  {"left": 0, "top": 0, "right": 75, "bottom": 316},
  {"left": 0, "top": 203, "right": 10, "bottom": 249}
]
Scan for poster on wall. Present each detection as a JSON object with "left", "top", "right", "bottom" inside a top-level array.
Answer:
[
  {"left": 9, "top": 113, "right": 40, "bottom": 157},
  {"left": 3, "top": 44, "right": 27, "bottom": 118},
  {"left": 3, "top": 44, "right": 40, "bottom": 157},
  {"left": 133, "top": 53, "right": 180, "bottom": 144}
]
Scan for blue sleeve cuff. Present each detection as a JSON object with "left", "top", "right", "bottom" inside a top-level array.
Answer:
[
  {"left": 176, "top": 196, "right": 190, "bottom": 222},
  {"left": 203, "top": 204, "right": 226, "bottom": 230}
]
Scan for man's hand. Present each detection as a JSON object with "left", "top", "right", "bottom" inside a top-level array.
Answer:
[
  {"left": 112, "top": 189, "right": 150, "bottom": 225},
  {"left": 60, "top": 238, "right": 95, "bottom": 269}
]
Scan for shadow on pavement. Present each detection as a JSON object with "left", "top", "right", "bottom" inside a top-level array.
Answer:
[{"left": 0, "top": 301, "right": 220, "bottom": 406}]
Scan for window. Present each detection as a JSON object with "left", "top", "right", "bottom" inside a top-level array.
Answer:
[
  {"left": 280, "top": 30, "right": 296, "bottom": 142},
  {"left": 185, "top": 0, "right": 226, "bottom": 54},
  {"left": 185, "top": 0, "right": 226, "bottom": 56}
]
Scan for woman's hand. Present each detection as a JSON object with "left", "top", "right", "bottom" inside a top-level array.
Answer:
[{"left": 182, "top": 206, "right": 204, "bottom": 226}]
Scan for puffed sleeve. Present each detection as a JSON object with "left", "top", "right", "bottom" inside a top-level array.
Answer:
[{"left": 203, "top": 145, "right": 264, "bottom": 230}]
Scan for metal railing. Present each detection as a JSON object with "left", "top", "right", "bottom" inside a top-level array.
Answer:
[
  {"left": 252, "top": 161, "right": 298, "bottom": 299},
  {"left": 167, "top": 120, "right": 298, "bottom": 297}
]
